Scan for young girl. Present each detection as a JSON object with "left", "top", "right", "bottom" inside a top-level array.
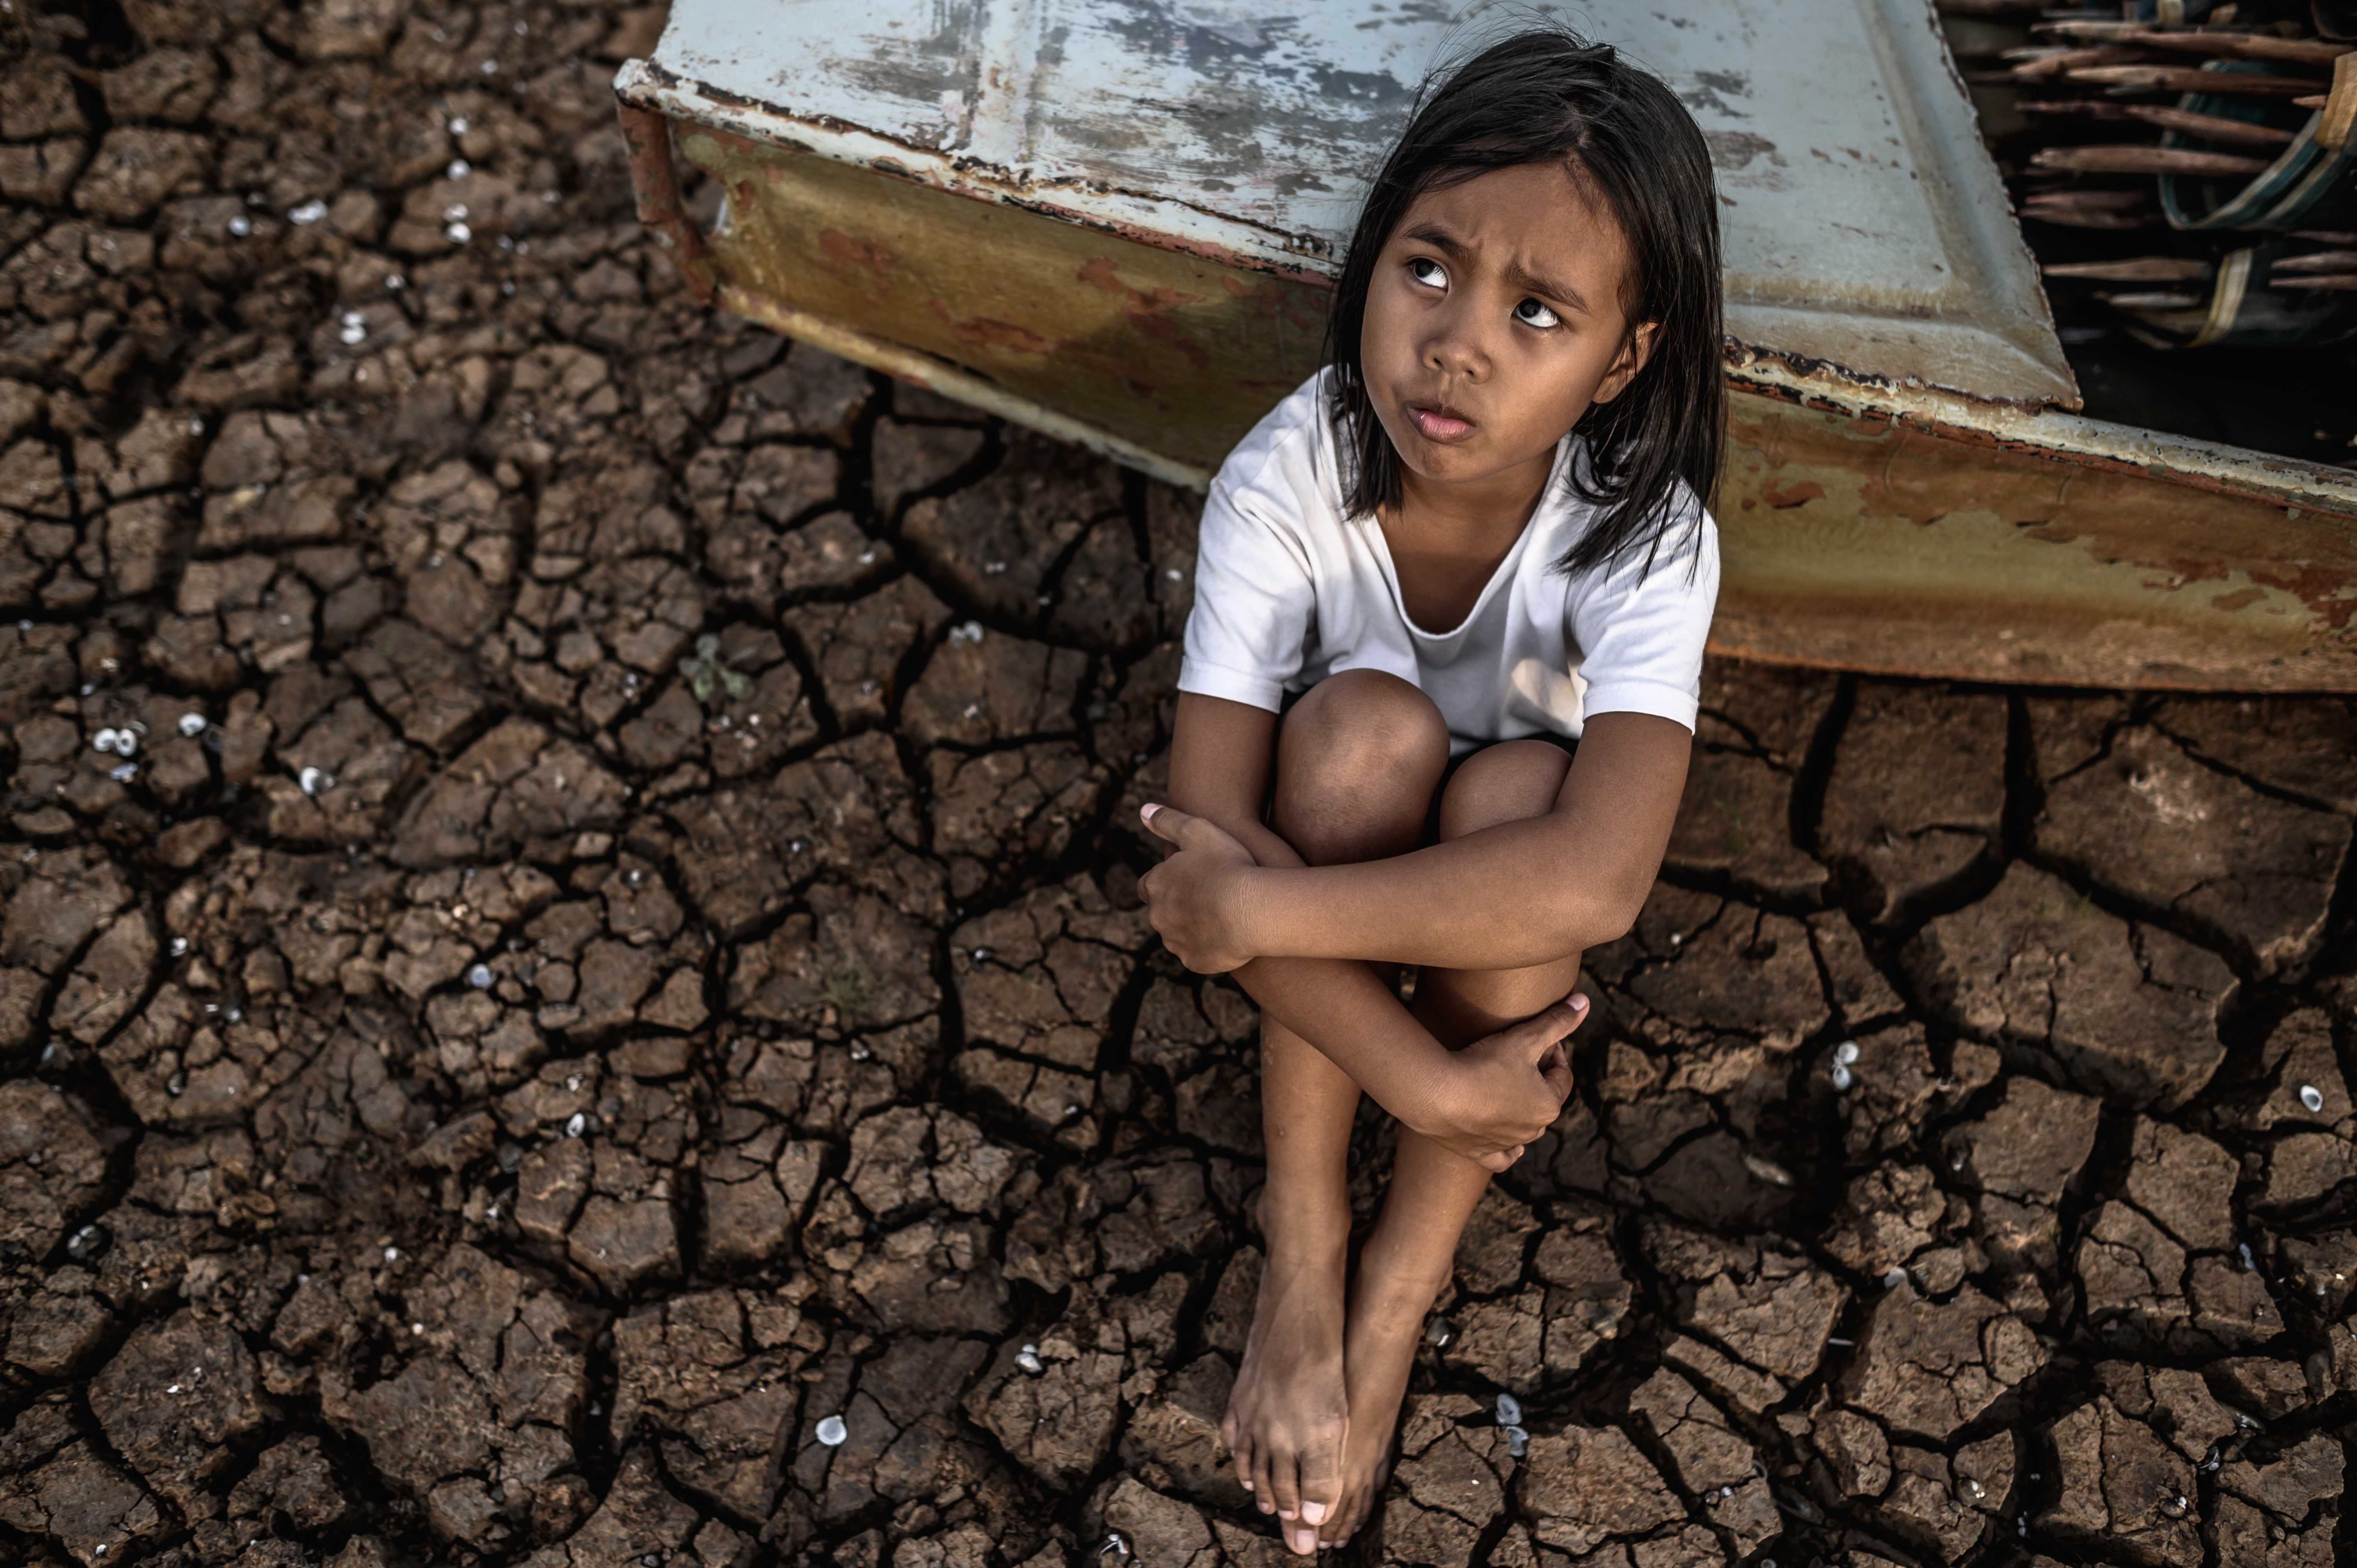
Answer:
[{"left": 1134, "top": 29, "right": 1724, "bottom": 1557}]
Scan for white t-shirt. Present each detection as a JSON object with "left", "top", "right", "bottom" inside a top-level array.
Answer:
[{"left": 1178, "top": 367, "right": 1721, "bottom": 756}]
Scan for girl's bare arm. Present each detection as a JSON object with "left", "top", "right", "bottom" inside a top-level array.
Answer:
[
  {"left": 1163, "top": 693, "right": 1575, "bottom": 1165},
  {"left": 1147, "top": 710, "right": 1690, "bottom": 973}
]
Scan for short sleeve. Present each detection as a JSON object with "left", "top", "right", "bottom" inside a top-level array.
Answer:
[
  {"left": 1177, "top": 476, "right": 1318, "bottom": 712},
  {"left": 1568, "top": 495, "right": 1721, "bottom": 732}
]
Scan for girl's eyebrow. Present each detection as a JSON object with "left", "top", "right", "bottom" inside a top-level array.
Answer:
[{"left": 1400, "top": 221, "right": 1590, "bottom": 316}]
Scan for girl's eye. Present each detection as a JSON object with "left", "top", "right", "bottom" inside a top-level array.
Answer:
[
  {"left": 1514, "top": 298, "right": 1561, "bottom": 330},
  {"left": 1408, "top": 257, "right": 1447, "bottom": 290}
]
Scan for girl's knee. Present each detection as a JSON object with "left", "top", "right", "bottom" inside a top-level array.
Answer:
[
  {"left": 1272, "top": 671, "right": 1448, "bottom": 861},
  {"left": 1279, "top": 670, "right": 1449, "bottom": 790},
  {"left": 1435, "top": 739, "right": 1571, "bottom": 841}
]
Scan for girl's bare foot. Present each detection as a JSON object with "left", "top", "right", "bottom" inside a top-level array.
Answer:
[
  {"left": 1319, "top": 1260, "right": 1445, "bottom": 1546},
  {"left": 1221, "top": 1231, "right": 1351, "bottom": 1557}
]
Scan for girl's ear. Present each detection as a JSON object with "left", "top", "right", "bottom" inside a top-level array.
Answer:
[{"left": 1590, "top": 319, "right": 1658, "bottom": 406}]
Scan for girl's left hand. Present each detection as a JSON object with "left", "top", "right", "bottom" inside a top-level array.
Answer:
[{"left": 1136, "top": 803, "right": 1262, "bottom": 973}]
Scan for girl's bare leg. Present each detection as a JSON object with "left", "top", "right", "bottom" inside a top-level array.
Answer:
[
  {"left": 1221, "top": 671, "right": 1449, "bottom": 1558},
  {"left": 1320, "top": 740, "right": 1586, "bottom": 1546}
]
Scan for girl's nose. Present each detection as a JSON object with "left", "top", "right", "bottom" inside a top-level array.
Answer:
[{"left": 1422, "top": 320, "right": 1490, "bottom": 381}]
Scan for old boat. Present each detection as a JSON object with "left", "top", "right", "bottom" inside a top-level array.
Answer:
[{"left": 613, "top": 0, "right": 2357, "bottom": 690}]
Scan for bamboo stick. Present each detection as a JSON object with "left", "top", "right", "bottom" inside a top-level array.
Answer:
[
  {"left": 2292, "top": 230, "right": 2357, "bottom": 242},
  {"left": 2097, "top": 290, "right": 2209, "bottom": 308},
  {"left": 2020, "top": 197, "right": 2161, "bottom": 229},
  {"left": 2123, "top": 31, "right": 2354, "bottom": 66},
  {"left": 2274, "top": 275, "right": 2357, "bottom": 289},
  {"left": 2274, "top": 250, "right": 2357, "bottom": 271},
  {"left": 2067, "top": 65, "right": 2324, "bottom": 94},
  {"left": 2009, "top": 46, "right": 2160, "bottom": 81},
  {"left": 2023, "top": 99, "right": 2299, "bottom": 144},
  {"left": 2021, "top": 184, "right": 2155, "bottom": 208},
  {"left": 2031, "top": 144, "right": 2270, "bottom": 175},
  {"left": 2035, "top": 20, "right": 2262, "bottom": 42},
  {"left": 2044, "top": 256, "right": 2216, "bottom": 281},
  {"left": 2124, "top": 103, "right": 2299, "bottom": 143}
]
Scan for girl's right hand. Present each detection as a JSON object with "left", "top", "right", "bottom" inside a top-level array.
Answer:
[{"left": 1410, "top": 995, "right": 1586, "bottom": 1172}]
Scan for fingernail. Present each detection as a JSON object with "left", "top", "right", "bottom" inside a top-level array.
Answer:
[
  {"left": 1570, "top": 994, "right": 1588, "bottom": 1012},
  {"left": 1278, "top": 1507, "right": 1297, "bottom": 1520},
  {"left": 1303, "top": 1502, "right": 1329, "bottom": 1524},
  {"left": 1140, "top": 802, "right": 1161, "bottom": 822}
]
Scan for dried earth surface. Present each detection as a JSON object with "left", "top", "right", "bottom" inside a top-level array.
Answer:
[{"left": 4, "top": 4, "right": 2357, "bottom": 1566}]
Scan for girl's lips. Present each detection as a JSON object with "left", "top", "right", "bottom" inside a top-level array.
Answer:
[{"left": 1408, "top": 404, "right": 1476, "bottom": 443}]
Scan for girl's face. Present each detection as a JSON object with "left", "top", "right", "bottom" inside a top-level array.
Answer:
[{"left": 1360, "top": 160, "right": 1656, "bottom": 498}]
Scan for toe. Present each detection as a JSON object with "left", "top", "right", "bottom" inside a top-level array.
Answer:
[
  {"left": 1267, "top": 1441, "right": 1304, "bottom": 1522},
  {"left": 1299, "top": 1429, "right": 1344, "bottom": 1531}
]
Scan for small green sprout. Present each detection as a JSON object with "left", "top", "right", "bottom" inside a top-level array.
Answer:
[
  {"left": 817, "top": 969, "right": 876, "bottom": 1019},
  {"left": 678, "top": 633, "right": 753, "bottom": 705}
]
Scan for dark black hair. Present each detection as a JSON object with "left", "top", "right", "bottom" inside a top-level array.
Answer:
[{"left": 1323, "top": 26, "right": 1724, "bottom": 577}]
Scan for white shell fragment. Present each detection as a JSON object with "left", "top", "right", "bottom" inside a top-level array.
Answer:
[
  {"left": 1502, "top": 1423, "right": 1530, "bottom": 1458},
  {"left": 445, "top": 221, "right": 474, "bottom": 244},
  {"left": 815, "top": 1414, "right": 849, "bottom": 1446},
  {"left": 468, "top": 964, "right": 494, "bottom": 989},
  {"left": 288, "top": 198, "right": 328, "bottom": 225},
  {"left": 227, "top": 214, "right": 252, "bottom": 237},
  {"left": 178, "top": 712, "right": 207, "bottom": 736},
  {"left": 564, "top": 1112, "right": 588, "bottom": 1138},
  {"left": 1830, "top": 1062, "right": 1855, "bottom": 1092},
  {"left": 1834, "top": 1040, "right": 1861, "bottom": 1066},
  {"left": 1494, "top": 1392, "right": 1523, "bottom": 1427},
  {"left": 1015, "top": 1343, "right": 1044, "bottom": 1375},
  {"left": 2300, "top": 1083, "right": 2326, "bottom": 1114},
  {"left": 299, "top": 766, "right": 333, "bottom": 795}
]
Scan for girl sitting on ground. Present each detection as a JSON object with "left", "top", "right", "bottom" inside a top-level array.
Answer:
[{"left": 1136, "top": 28, "right": 1724, "bottom": 1555}]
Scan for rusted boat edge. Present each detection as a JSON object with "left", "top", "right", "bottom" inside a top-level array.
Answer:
[
  {"left": 714, "top": 281, "right": 1213, "bottom": 491},
  {"left": 1730, "top": 352, "right": 2357, "bottom": 523}
]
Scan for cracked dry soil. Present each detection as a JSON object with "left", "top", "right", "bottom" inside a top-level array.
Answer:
[{"left": 4, "top": 3, "right": 2357, "bottom": 1566}]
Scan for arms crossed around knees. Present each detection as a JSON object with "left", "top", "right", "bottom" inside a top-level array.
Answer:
[{"left": 1147, "top": 692, "right": 1692, "bottom": 1165}]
